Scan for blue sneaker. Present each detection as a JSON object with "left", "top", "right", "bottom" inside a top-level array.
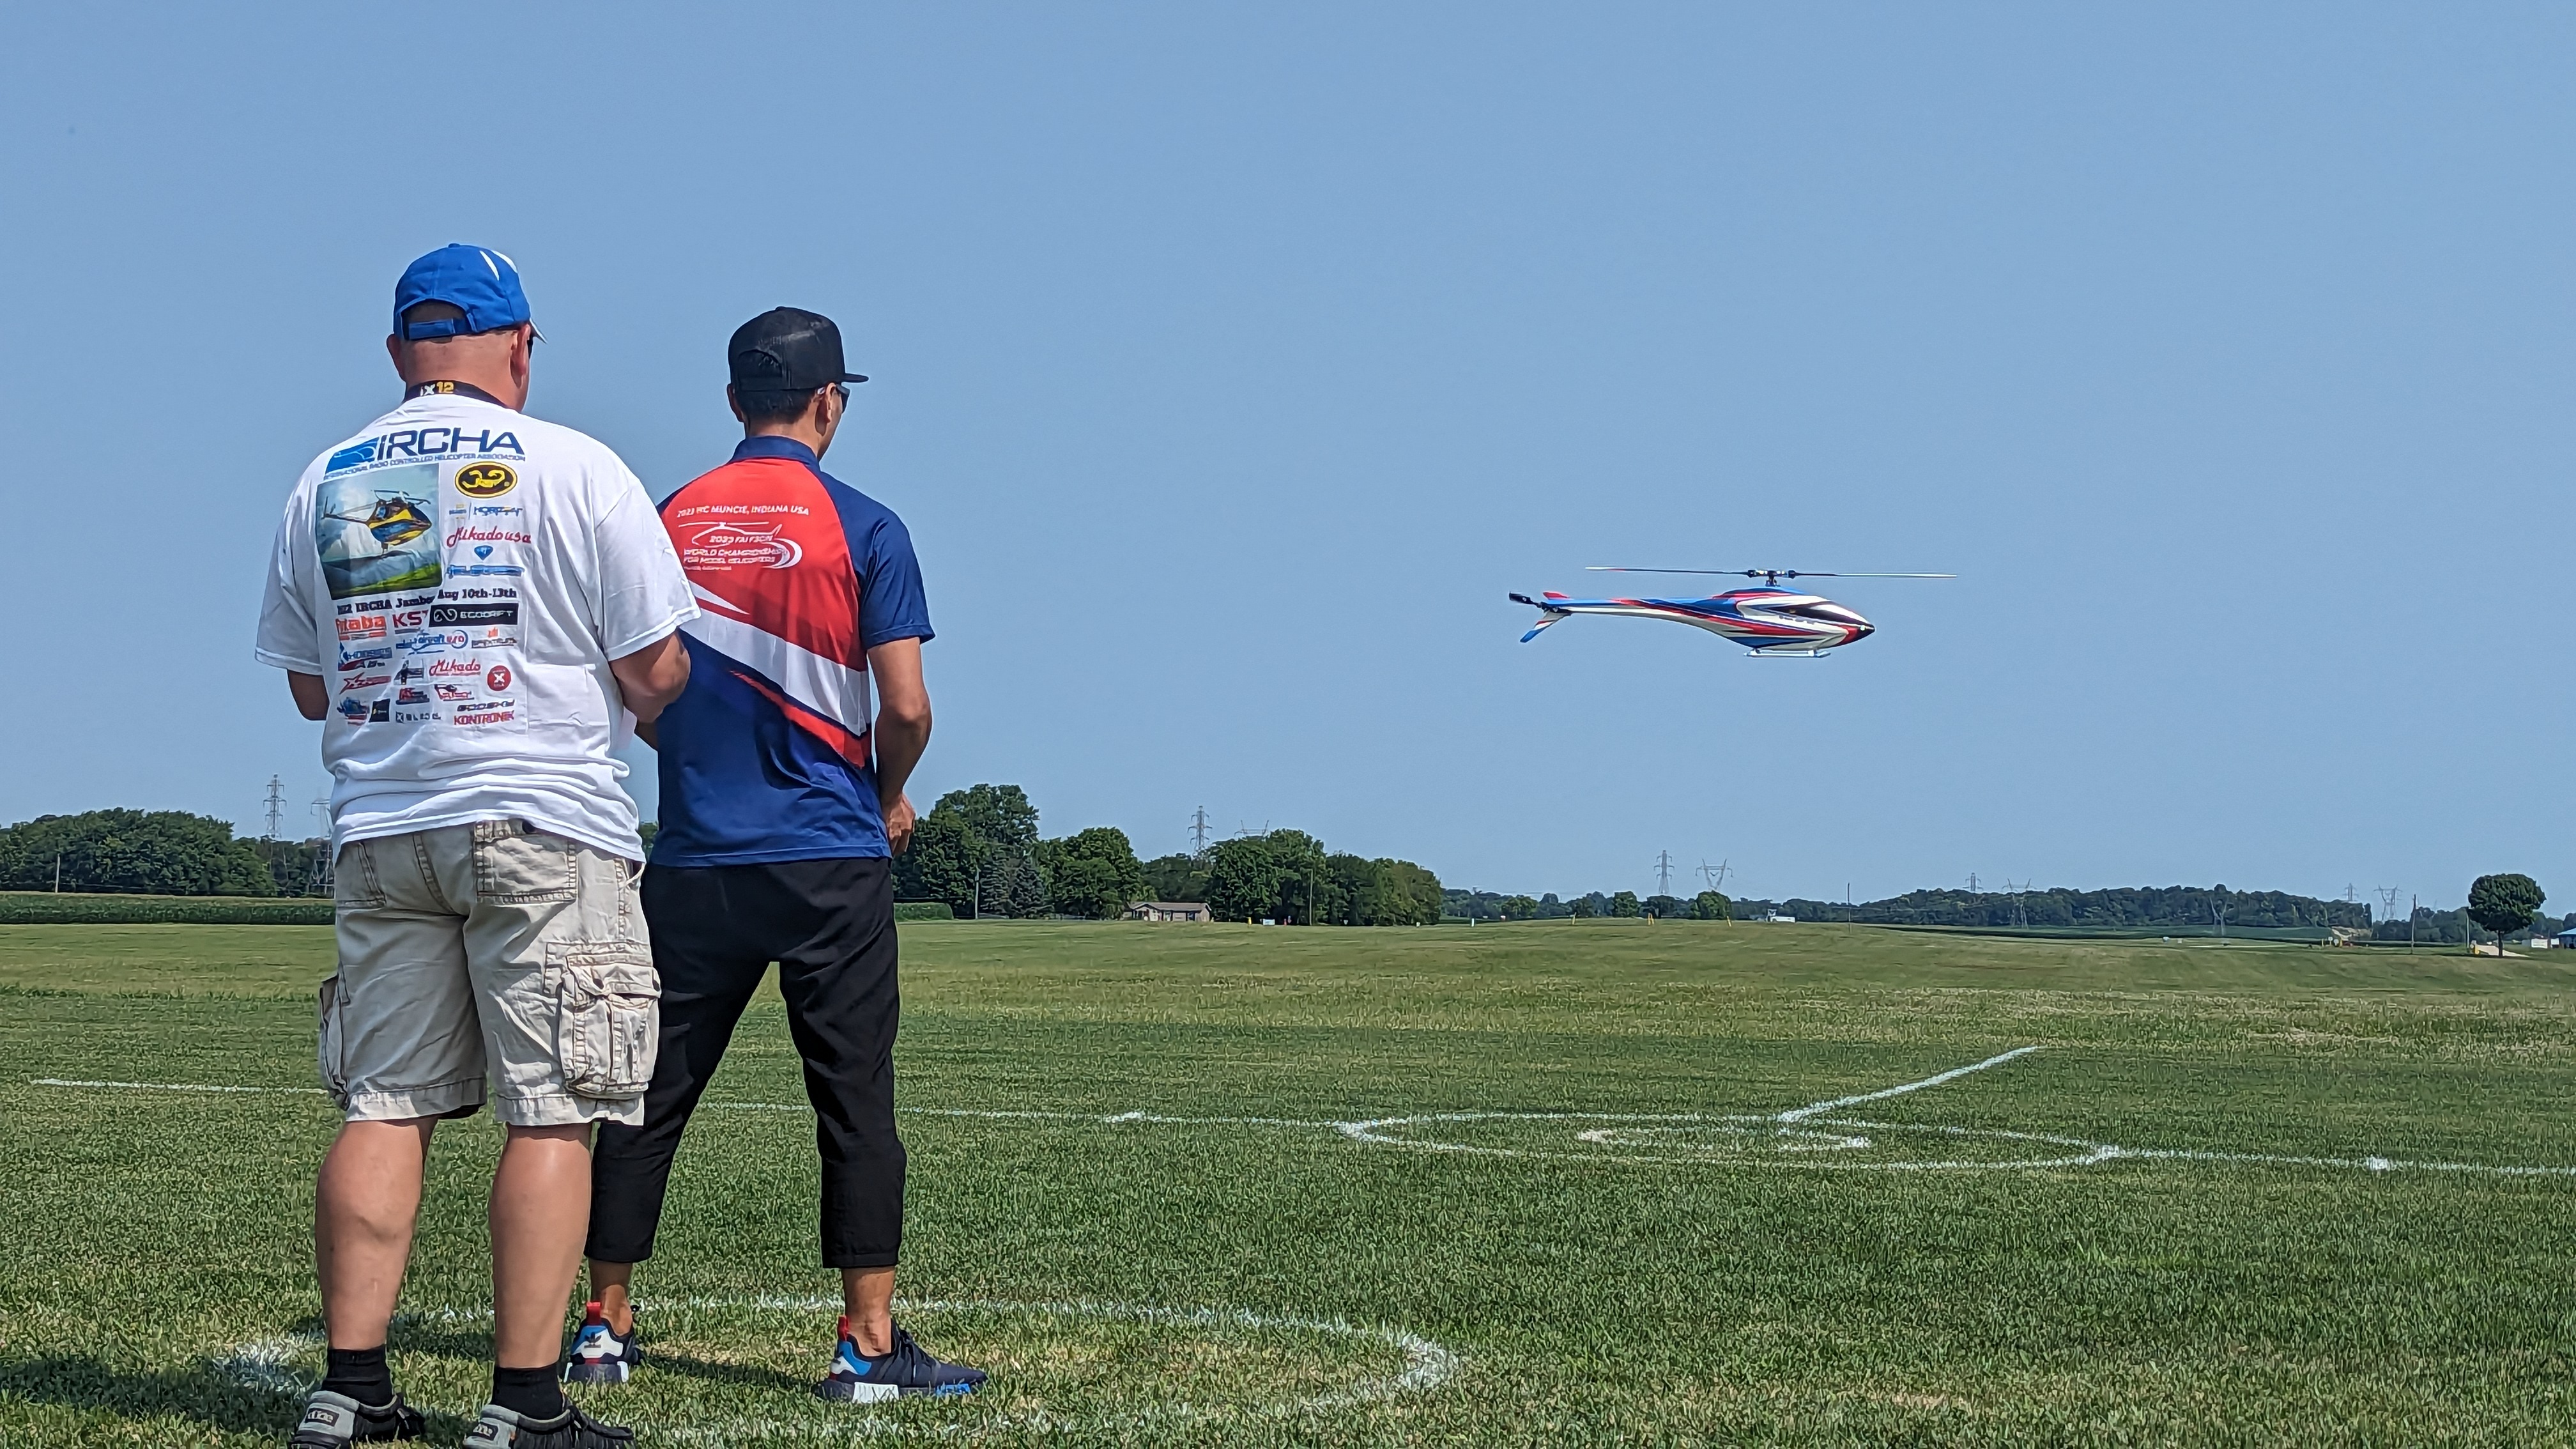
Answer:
[
  {"left": 815, "top": 1319, "right": 986, "bottom": 1402},
  {"left": 562, "top": 1301, "right": 642, "bottom": 1384}
]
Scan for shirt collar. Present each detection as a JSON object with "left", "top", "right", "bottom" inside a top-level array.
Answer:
[{"left": 733, "top": 434, "right": 819, "bottom": 466}]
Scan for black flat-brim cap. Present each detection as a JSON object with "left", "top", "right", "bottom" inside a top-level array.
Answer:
[{"left": 729, "top": 306, "right": 869, "bottom": 393}]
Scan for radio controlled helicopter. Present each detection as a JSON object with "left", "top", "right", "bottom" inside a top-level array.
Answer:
[{"left": 1509, "top": 567, "right": 1953, "bottom": 656}]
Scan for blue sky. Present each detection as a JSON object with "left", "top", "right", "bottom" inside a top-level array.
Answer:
[{"left": 3, "top": 4, "right": 2569, "bottom": 911}]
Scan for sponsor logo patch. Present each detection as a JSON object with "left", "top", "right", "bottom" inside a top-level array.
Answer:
[
  {"left": 337, "top": 697, "right": 369, "bottom": 722},
  {"left": 682, "top": 520, "right": 804, "bottom": 571},
  {"left": 486, "top": 664, "right": 513, "bottom": 693},
  {"left": 453, "top": 705, "right": 516, "bottom": 726},
  {"left": 427, "top": 659, "right": 483, "bottom": 677},
  {"left": 430, "top": 602, "right": 518, "bottom": 627},
  {"left": 455, "top": 463, "right": 517, "bottom": 498},
  {"left": 341, "top": 673, "right": 390, "bottom": 692},
  {"left": 395, "top": 686, "right": 429, "bottom": 705},
  {"left": 447, "top": 525, "right": 532, "bottom": 548},
  {"left": 436, "top": 682, "right": 477, "bottom": 702},
  {"left": 337, "top": 615, "right": 388, "bottom": 641}
]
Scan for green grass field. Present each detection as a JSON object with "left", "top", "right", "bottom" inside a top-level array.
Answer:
[{"left": 3, "top": 920, "right": 2573, "bottom": 1445}]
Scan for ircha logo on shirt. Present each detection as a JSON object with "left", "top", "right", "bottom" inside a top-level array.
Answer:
[{"left": 456, "top": 463, "right": 516, "bottom": 498}]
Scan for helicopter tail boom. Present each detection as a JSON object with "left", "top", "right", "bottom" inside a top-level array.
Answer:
[{"left": 1508, "top": 592, "right": 1574, "bottom": 643}]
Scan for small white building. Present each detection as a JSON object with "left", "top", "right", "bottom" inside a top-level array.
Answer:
[{"left": 1128, "top": 901, "right": 1213, "bottom": 923}]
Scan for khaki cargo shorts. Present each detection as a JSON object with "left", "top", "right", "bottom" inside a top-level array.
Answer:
[{"left": 320, "top": 819, "right": 660, "bottom": 1127}]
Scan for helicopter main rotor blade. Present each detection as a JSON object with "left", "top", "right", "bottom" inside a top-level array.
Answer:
[{"left": 1584, "top": 567, "right": 1957, "bottom": 579}]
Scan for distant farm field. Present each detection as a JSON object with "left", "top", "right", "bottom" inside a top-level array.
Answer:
[{"left": 2, "top": 921, "right": 2573, "bottom": 1445}]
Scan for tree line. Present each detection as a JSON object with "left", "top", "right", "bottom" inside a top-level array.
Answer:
[
  {"left": 893, "top": 788, "right": 1447, "bottom": 926},
  {"left": 7, "top": 803, "right": 2550, "bottom": 945},
  {"left": 1443, "top": 889, "right": 1732, "bottom": 921},
  {"left": 0, "top": 810, "right": 293, "bottom": 896}
]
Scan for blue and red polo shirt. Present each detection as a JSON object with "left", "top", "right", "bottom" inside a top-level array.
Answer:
[{"left": 648, "top": 435, "right": 931, "bottom": 866}]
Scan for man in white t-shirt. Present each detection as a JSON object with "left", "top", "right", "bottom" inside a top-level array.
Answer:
[{"left": 254, "top": 244, "right": 696, "bottom": 1449}]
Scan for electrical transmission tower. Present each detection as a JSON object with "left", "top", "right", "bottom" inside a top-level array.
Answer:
[
  {"left": 2375, "top": 887, "right": 2402, "bottom": 931},
  {"left": 1655, "top": 850, "right": 1675, "bottom": 896},
  {"left": 306, "top": 796, "right": 334, "bottom": 896},
  {"left": 1966, "top": 871, "right": 1980, "bottom": 894},
  {"left": 261, "top": 776, "right": 289, "bottom": 893},
  {"left": 2004, "top": 878, "right": 2031, "bottom": 930},
  {"left": 1697, "top": 859, "right": 1730, "bottom": 894},
  {"left": 1188, "top": 806, "right": 1213, "bottom": 859}
]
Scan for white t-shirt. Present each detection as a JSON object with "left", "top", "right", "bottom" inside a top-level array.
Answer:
[{"left": 254, "top": 389, "right": 698, "bottom": 859}]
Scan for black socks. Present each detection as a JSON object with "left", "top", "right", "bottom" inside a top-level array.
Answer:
[
  {"left": 493, "top": 1363, "right": 566, "bottom": 1421},
  {"left": 321, "top": 1346, "right": 394, "bottom": 1408},
  {"left": 324, "top": 1346, "right": 569, "bottom": 1420}
]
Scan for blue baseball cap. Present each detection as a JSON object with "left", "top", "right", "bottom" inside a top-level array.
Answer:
[{"left": 393, "top": 243, "right": 541, "bottom": 341}]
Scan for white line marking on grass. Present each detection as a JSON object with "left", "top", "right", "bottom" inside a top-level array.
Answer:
[
  {"left": 1775, "top": 1046, "right": 2042, "bottom": 1121},
  {"left": 206, "top": 1293, "right": 1459, "bottom": 1439},
  {"left": 36, "top": 1059, "right": 2576, "bottom": 1178}
]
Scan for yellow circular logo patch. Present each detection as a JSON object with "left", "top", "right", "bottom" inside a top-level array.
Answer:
[{"left": 455, "top": 463, "right": 517, "bottom": 498}]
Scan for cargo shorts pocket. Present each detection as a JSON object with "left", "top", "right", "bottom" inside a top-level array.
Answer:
[
  {"left": 476, "top": 820, "right": 579, "bottom": 905},
  {"left": 553, "top": 942, "right": 660, "bottom": 1100},
  {"left": 316, "top": 974, "right": 350, "bottom": 1105}
]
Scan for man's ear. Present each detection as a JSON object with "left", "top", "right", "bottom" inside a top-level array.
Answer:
[
  {"left": 727, "top": 384, "right": 746, "bottom": 423},
  {"left": 384, "top": 333, "right": 404, "bottom": 378}
]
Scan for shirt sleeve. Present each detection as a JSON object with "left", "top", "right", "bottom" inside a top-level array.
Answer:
[
  {"left": 253, "top": 479, "right": 325, "bottom": 673},
  {"left": 857, "top": 512, "right": 934, "bottom": 648},
  {"left": 592, "top": 459, "right": 701, "bottom": 659}
]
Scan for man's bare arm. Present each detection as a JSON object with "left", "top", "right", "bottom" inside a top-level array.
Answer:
[
  {"left": 610, "top": 632, "right": 691, "bottom": 724},
  {"left": 867, "top": 638, "right": 931, "bottom": 854},
  {"left": 288, "top": 671, "right": 328, "bottom": 721}
]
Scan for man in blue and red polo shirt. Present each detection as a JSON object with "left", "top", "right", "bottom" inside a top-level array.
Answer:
[{"left": 574, "top": 308, "right": 983, "bottom": 1402}]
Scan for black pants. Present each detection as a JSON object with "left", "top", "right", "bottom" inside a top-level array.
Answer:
[{"left": 587, "top": 857, "right": 906, "bottom": 1269}]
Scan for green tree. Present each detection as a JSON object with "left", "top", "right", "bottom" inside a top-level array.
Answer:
[
  {"left": 1140, "top": 853, "right": 1209, "bottom": 903},
  {"left": 1206, "top": 830, "right": 1330, "bottom": 922},
  {"left": 2467, "top": 873, "right": 2545, "bottom": 947},
  {"left": 1500, "top": 894, "right": 1539, "bottom": 919},
  {"left": 1376, "top": 859, "right": 1444, "bottom": 924},
  {"left": 1570, "top": 895, "right": 1597, "bottom": 919},
  {"left": 0, "top": 809, "right": 278, "bottom": 896},
  {"left": 1693, "top": 890, "right": 1731, "bottom": 921},
  {"left": 1644, "top": 893, "right": 1685, "bottom": 919},
  {"left": 936, "top": 784, "right": 1039, "bottom": 852},
  {"left": 1609, "top": 890, "right": 1640, "bottom": 917},
  {"left": 1044, "top": 827, "right": 1147, "bottom": 919},
  {"left": 1205, "top": 835, "right": 1284, "bottom": 922},
  {"left": 892, "top": 810, "right": 980, "bottom": 916}
]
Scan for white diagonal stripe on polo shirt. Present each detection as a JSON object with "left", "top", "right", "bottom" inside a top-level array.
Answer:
[{"left": 682, "top": 608, "right": 872, "bottom": 738}]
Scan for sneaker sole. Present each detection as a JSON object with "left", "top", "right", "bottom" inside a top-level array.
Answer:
[
  {"left": 563, "top": 1361, "right": 632, "bottom": 1384},
  {"left": 813, "top": 1380, "right": 981, "bottom": 1404}
]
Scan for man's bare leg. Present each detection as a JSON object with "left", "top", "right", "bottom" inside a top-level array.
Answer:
[
  {"left": 841, "top": 1266, "right": 895, "bottom": 1356},
  {"left": 317, "top": 1117, "right": 436, "bottom": 1347},
  {"left": 491, "top": 1124, "right": 594, "bottom": 1369}
]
